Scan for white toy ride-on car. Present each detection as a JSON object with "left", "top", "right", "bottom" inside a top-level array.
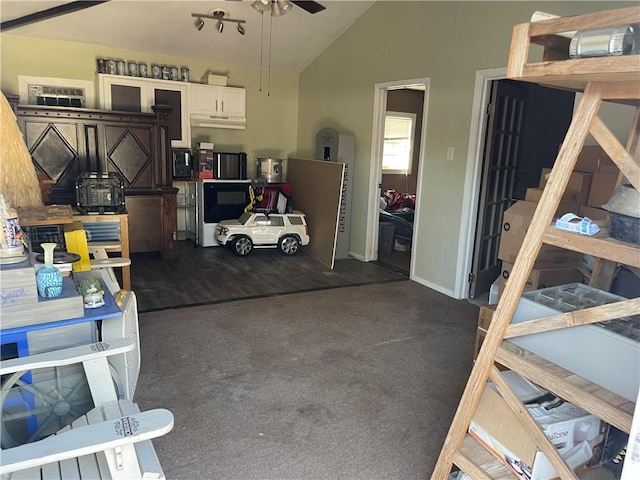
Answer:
[{"left": 216, "top": 211, "right": 310, "bottom": 256}]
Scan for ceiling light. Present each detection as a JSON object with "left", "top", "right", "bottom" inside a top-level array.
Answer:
[
  {"left": 190, "top": 9, "right": 246, "bottom": 36},
  {"left": 271, "top": 0, "right": 294, "bottom": 17},
  {"left": 251, "top": 0, "right": 271, "bottom": 13},
  {"left": 251, "top": 0, "right": 294, "bottom": 17}
]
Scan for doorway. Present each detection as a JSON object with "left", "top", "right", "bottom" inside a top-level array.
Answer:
[
  {"left": 367, "top": 77, "right": 430, "bottom": 279},
  {"left": 458, "top": 69, "right": 576, "bottom": 300}
]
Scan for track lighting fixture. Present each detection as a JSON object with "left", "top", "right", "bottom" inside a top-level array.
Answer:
[{"left": 191, "top": 9, "right": 246, "bottom": 35}]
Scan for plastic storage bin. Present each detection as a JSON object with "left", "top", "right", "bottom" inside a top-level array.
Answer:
[{"left": 510, "top": 283, "right": 640, "bottom": 401}]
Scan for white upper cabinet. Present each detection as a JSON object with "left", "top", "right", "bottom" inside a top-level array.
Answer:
[
  {"left": 188, "top": 83, "right": 246, "bottom": 129},
  {"left": 98, "top": 74, "right": 190, "bottom": 148}
]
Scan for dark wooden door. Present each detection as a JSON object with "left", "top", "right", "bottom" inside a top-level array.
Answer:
[{"left": 469, "top": 80, "right": 527, "bottom": 298}]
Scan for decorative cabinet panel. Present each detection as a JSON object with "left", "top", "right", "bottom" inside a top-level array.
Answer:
[
  {"left": 19, "top": 116, "right": 101, "bottom": 205},
  {"left": 98, "top": 74, "right": 190, "bottom": 148}
]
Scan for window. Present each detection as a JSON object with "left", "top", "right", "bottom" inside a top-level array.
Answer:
[{"left": 382, "top": 112, "right": 416, "bottom": 174}]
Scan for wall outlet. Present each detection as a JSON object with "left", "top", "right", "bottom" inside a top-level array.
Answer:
[{"left": 446, "top": 147, "right": 455, "bottom": 161}]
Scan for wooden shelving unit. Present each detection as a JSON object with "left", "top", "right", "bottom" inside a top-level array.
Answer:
[{"left": 432, "top": 6, "right": 640, "bottom": 479}]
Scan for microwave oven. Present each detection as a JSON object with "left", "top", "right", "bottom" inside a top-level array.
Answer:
[{"left": 212, "top": 152, "right": 248, "bottom": 180}]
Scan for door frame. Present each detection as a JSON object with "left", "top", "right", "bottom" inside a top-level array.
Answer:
[
  {"left": 454, "top": 67, "right": 507, "bottom": 299},
  {"left": 366, "top": 77, "right": 430, "bottom": 278}
]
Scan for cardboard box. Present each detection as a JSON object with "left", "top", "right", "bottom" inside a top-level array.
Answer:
[
  {"left": 587, "top": 172, "right": 618, "bottom": 208},
  {"left": 499, "top": 262, "right": 585, "bottom": 299},
  {"left": 200, "top": 73, "right": 227, "bottom": 86},
  {"left": 0, "top": 258, "right": 38, "bottom": 307},
  {"left": 574, "top": 146, "right": 618, "bottom": 174},
  {"left": 498, "top": 201, "right": 583, "bottom": 268},
  {"left": 473, "top": 305, "right": 507, "bottom": 370},
  {"left": 478, "top": 304, "right": 496, "bottom": 331},
  {"left": 578, "top": 205, "right": 609, "bottom": 223},
  {"left": 469, "top": 383, "right": 607, "bottom": 480},
  {"left": 525, "top": 188, "right": 580, "bottom": 219},
  {"left": 539, "top": 169, "right": 592, "bottom": 209}
]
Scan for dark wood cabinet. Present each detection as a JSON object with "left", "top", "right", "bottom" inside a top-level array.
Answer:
[{"left": 13, "top": 103, "right": 177, "bottom": 254}]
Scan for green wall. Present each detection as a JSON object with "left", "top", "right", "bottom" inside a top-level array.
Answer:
[
  {"left": 297, "top": 1, "right": 635, "bottom": 296},
  {"left": 0, "top": 34, "right": 299, "bottom": 178}
]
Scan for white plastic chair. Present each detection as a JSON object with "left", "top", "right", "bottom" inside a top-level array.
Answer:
[{"left": 0, "top": 339, "right": 173, "bottom": 479}]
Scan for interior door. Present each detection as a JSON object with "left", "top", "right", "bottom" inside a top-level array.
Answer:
[{"left": 469, "top": 80, "right": 527, "bottom": 298}]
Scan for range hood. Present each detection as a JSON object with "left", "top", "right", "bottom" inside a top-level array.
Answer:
[{"left": 190, "top": 113, "right": 246, "bottom": 130}]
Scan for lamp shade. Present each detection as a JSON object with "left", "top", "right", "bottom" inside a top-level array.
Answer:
[{"left": 251, "top": 0, "right": 271, "bottom": 13}]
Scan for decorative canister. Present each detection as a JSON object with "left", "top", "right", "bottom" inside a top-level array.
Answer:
[
  {"left": 162, "top": 66, "right": 171, "bottom": 80},
  {"left": 151, "top": 64, "right": 161, "bottom": 79},
  {"left": 107, "top": 59, "right": 117, "bottom": 75},
  {"left": 36, "top": 243, "right": 63, "bottom": 298},
  {"left": 127, "top": 61, "right": 138, "bottom": 76},
  {"left": 138, "top": 63, "right": 148, "bottom": 78},
  {"left": 97, "top": 58, "right": 106, "bottom": 74},
  {"left": 116, "top": 60, "right": 126, "bottom": 75},
  {"left": 170, "top": 66, "right": 179, "bottom": 81},
  {"left": 181, "top": 67, "right": 190, "bottom": 82},
  {"left": 0, "top": 193, "right": 24, "bottom": 259}
]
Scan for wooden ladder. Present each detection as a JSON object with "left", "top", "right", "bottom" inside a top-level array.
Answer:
[{"left": 431, "top": 7, "right": 640, "bottom": 479}]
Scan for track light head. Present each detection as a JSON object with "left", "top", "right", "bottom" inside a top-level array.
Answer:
[
  {"left": 217, "top": 19, "right": 224, "bottom": 33},
  {"left": 237, "top": 23, "right": 246, "bottom": 35},
  {"left": 194, "top": 17, "right": 204, "bottom": 31}
]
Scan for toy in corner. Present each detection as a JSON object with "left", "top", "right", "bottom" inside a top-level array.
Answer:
[{"left": 245, "top": 179, "right": 268, "bottom": 213}]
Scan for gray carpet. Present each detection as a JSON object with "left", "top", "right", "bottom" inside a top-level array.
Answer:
[{"left": 134, "top": 280, "right": 479, "bottom": 479}]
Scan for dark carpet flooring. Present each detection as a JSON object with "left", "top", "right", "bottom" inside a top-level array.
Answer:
[{"left": 134, "top": 280, "right": 480, "bottom": 479}]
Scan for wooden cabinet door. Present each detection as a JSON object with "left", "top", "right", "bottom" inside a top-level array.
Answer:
[
  {"left": 188, "top": 83, "right": 218, "bottom": 116},
  {"left": 149, "top": 81, "right": 189, "bottom": 148},
  {"left": 219, "top": 87, "right": 245, "bottom": 118},
  {"left": 98, "top": 75, "right": 147, "bottom": 113},
  {"left": 19, "top": 118, "right": 99, "bottom": 205},
  {"left": 103, "top": 125, "right": 156, "bottom": 190}
]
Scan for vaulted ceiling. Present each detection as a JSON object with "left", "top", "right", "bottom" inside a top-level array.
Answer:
[{"left": 0, "top": 1, "right": 374, "bottom": 73}]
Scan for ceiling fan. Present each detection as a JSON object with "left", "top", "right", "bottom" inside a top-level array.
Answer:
[{"left": 229, "top": 0, "right": 326, "bottom": 16}]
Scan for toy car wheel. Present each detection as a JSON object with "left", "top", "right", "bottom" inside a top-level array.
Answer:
[
  {"left": 278, "top": 235, "right": 300, "bottom": 256},
  {"left": 232, "top": 235, "right": 253, "bottom": 256}
]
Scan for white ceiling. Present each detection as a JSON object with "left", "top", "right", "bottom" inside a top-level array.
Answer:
[{"left": 0, "top": 0, "right": 374, "bottom": 73}]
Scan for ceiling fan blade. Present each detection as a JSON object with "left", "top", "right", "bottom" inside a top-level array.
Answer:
[
  {"left": 291, "top": 1, "right": 326, "bottom": 14},
  {"left": 1, "top": 1, "right": 109, "bottom": 31}
]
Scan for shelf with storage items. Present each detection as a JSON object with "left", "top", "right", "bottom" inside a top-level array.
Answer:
[
  {"left": 97, "top": 74, "right": 190, "bottom": 147},
  {"left": 172, "top": 180, "right": 197, "bottom": 242},
  {"left": 433, "top": 6, "right": 640, "bottom": 480}
]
